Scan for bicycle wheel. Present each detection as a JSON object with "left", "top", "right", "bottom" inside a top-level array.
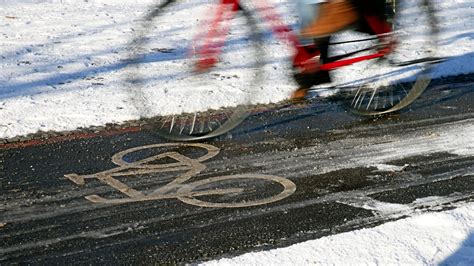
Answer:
[
  {"left": 125, "top": 0, "right": 264, "bottom": 141},
  {"left": 333, "top": 0, "right": 439, "bottom": 115},
  {"left": 177, "top": 174, "right": 296, "bottom": 208}
]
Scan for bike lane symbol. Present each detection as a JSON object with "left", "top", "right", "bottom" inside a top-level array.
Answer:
[{"left": 65, "top": 143, "right": 296, "bottom": 208}]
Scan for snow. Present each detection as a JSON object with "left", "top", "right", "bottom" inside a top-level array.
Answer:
[
  {"left": 203, "top": 203, "right": 474, "bottom": 265},
  {"left": 371, "top": 163, "right": 409, "bottom": 172},
  {"left": 1, "top": 0, "right": 473, "bottom": 139},
  {"left": 1, "top": 1, "right": 473, "bottom": 264}
]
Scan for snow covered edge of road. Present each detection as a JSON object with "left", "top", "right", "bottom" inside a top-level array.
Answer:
[{"left": 203, "top": 202, "right": 474, "bottom": 265}]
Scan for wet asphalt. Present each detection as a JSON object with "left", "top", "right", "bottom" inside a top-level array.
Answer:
[{"left": 1, "top": 75, "right": 473, "bottom": 263}]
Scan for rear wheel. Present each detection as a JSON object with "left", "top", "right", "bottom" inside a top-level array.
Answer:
[
  {"left": 125, "top": 1, "right": 264, "bottom": 141},
  {"left": 177, "top": 174, "right": 296, "bottom": 208},
  {"left": 333, "top": 0, "right": 439, "bottom": 115}
]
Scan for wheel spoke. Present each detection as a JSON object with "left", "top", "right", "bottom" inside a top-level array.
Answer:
[
  {"left": 366, "top": 88, "right": 378, "bottom": 110},
  {"left": 189, "top": 112, "right": 197, "bottom": 135},
  {"left": 169, "top": 116, "right": 176, "bottom": 133}
]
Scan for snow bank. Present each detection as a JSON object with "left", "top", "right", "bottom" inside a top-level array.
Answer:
[
  {"left": 204, "top": 203, "right": 474, "bottom": 265},
  {"left": 1, "top": 0, "right": 473, "bottom": 139}
]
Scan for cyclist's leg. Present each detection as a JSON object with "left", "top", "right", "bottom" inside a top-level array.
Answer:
[
  {"left": 300, "top": 0, "right": 359, "bottom": 38},
  {"left": 292, "top": 22, "right": 332, "bottom": 101},
  {"left": 292, "top": 0, "right": 361, "bottom": 101}
]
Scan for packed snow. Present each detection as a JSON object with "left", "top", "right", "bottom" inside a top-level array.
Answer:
[
  {"left": 0, "top": 0, "right": 473, "bottom": 139},
  {"left": 204, "top": 203, "right": 474, "bottom": 265}
]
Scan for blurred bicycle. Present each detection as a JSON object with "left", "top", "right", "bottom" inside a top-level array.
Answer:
[{"left": 126, "top": 0, "right": 441, "bottom": 141}]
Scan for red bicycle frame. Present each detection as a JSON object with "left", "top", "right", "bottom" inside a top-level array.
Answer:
[{"left": 194, "top": 0, "right": 393, "bottom": 72}]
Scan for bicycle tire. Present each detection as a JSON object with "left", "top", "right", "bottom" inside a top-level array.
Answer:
[
  {"left": 177, "top": 174, "right": 296, "bottom": 208},
  {"left": 125, "top": 0, "right": 264, "bottom": 141},
  {"left": 337, "top": 0, "right": 439, "bottom": 115}
]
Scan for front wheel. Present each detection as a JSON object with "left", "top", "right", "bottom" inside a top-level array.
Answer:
[
  {"left": 124, "top": 1, "right": 264, "bottom": 141},
  {"left": 336, "top": 0, "right": 439, "bottom": 115}
]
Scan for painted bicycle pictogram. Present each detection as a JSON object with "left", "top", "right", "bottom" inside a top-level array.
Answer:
[{"left": 65, "top": 143, "right": 296, "bottom": 208}]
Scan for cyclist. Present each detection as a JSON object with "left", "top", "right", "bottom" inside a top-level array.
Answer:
[{"left": 292, "top": 0, "right": 390, "bottom": 101}]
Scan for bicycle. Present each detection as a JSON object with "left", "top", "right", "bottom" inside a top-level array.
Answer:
[
  {"left": 65, "top": 143, "right": 296, "bottom": 208},
  {"left": 125, "top": 0, "right": 441, "bottom": 141}
]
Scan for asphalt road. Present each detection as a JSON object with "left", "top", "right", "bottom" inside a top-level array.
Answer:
[{"left": 1, "top": 75, "right": 473, "bottom": 263}]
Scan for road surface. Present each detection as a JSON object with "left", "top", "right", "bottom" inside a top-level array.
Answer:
[{"left": 1, "top": 75, "right": 473, "bottom": 263}]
